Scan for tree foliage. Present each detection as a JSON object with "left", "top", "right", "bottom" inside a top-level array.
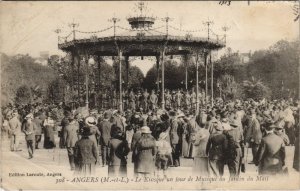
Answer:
[
  {"left": 242, "top": 77, "right": 271, "bottom": 100},
  {"left": 1, "top": 53, "right": 58, "bottom": 105},
  {"left": 15, "top": 85, "right": 32, "bottom": 105},
  {"left": 246, "top": 40, "right": 299, "bottom": 99},
  {"left": 217, "top": 74, "right": 242, "bottom": 100},
  {"left": 112, "top": 60, "right": 144, "bottom": 91}
]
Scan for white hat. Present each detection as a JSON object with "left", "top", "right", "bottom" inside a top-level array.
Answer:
[
  {"left": 177, "top": 113, "right": 185, "bottom": 118},
  {"left": 140, "top": 126, "right": 152, "bottom": 134},
  {"left": 112, "top": 110, "right": 118, "bottom": 115},
  {"left": 85, "top": 116, "right": 97, "bottom": 127},
  {"left": 25, "top": 113, "right": 33, "bottom": 119}
]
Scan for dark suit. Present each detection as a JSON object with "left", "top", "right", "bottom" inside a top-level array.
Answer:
[
  {"left": 33, "top": 118, "right": 43, "bottom": 149},
  {"left": 170, "top": 118, "right": 180, "bottom": 166},
  {"left": 255, "top": 132, "right": 285, "bottom": 175},
  {"left": 131, "top": 130, "right": 142, "bottom": 175},
  {"left": 206, "top": 132, "right": 228, "bottom": 177},
  {"left": 59, "top": 117, "right": 69, "bottom": 148},
  {"left": 74, "top": 137, "right": 99, "bottom": 175},
  {"left": 64, "top": 120, "right": 79, "bottom": 170},
  {"left": 246, "top": 118, "right": 262, "bottom": 161},
  {"left": 22, "top": 120, "right": 36, "bottom": 158},
  {"left": 224, "top": 127, "right": 244, "bottom": 177},
  {"left": 99, "top": 119, "right": 112, "bottom": 165},
  {"left": 108, "top": 137, "right": 130, "bottom": 177},
  {"left": 111, "top": 115, "right": 125, "bottom": 132}
]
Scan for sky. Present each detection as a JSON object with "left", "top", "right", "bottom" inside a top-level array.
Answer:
[{"left": 0, "top": 1, "right": 298, "bottom": 75}]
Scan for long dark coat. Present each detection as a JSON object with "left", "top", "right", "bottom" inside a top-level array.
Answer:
[
  {"left": 74, "top": 136, "right": 99, "bottom": 175},
  {"left": 108, "top": 136, "right": 130, "bottom": 177},
  {"left": 43, "top": 118, "right": 56, "bottom": 149},
  {"left": 98, "top": 119, "right": 112, "bottom": 146},
  {"left": 64, "top": 120, "right": 79, "bottom": 148},
  {"left": 135, "top": 134, "right": 156, "bottom": 174},
  {"left": 22, "top": 120, "right": 36, "bottom": 141}
]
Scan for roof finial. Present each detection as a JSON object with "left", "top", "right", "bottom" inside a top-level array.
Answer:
[{"left": 137, "top": 1, "right": 145, "bottom": 16}]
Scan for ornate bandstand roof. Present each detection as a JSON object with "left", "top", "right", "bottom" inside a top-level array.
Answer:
[{"left": 58, "top": 2, "right": 225, "bottom": 56}]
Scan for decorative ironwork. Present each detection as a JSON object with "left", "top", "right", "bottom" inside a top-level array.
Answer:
[{"left": 57, "top": 2, "right": 226, "bottom": 112}]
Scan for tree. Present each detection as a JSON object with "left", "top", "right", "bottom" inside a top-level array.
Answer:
[
  {"left": 1, "top": 53, "right": 57, "bottom": 106},
  {"left": 217, "top": 74, "right": 241, "bottom": 100},
  {"left": 144, "top": 59, "right": 189, "bottom": 91},
  {"left": 242, "top": 77, "right": 271, "bottom": 100},
  {"left": 247, "top": 40, "right": 299, "bottom": 99},
  {"left": 214, "top": 48, "right": 246, "bottom": 83},
  {"left": 112, "top": 60, "right": 144, "bottom": 91},
  {"left": 15, "top": 85, "right": 32, "bottom": 105},
  {"left": 47, "top": 78, "right": 67, "bottom": 104}
]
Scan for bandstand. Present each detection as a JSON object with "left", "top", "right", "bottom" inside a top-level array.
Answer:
[{"left": 58, "top": 2, "right": 225, "bottom": 114}]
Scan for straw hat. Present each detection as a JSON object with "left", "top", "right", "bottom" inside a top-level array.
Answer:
[
  {"left": 85, "top": 116, "right": 97, "bottom": 127},
  {"left": 25, "top": 113, "right": 33, "bottom": 119},
  {"left": 140, "top": 126, "right": 152, "bottom": 134}
]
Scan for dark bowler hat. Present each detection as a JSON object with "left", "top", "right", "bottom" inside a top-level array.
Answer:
[
  {"left": 169, "top": 110, "right": 176, "bottom": 117},
  {"left": 160, "top": 113, "right": 169, "bottom": 121},
  {"left": 265, "top": 119, "right": 276, "bottom": 131},
  {"left": 81, "top": 127, "right": 92, "bottom": 136}
]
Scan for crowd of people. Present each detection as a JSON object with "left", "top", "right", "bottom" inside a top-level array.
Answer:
[
  {"left": 1, "top": 90, "right": 300, "bottom": 178},
  {"left": 94, "top": 89, "right": 207, "bottom": 112}
]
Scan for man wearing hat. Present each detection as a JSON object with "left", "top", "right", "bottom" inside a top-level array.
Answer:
[
  {"left": 206, "top": 121, "right": 227, "bottom": 177},
  {"left": 131, "top": 123, "right": 143, "bottom": 176},
  {"left": 175, "top": 90, "right": 182, "bottom": 109},
  {"left": 8, "top": 110, "right": 22, "bottom": 151},
  {"left": 254, "top": 122, "right": 286, "bottom": 175},
  {"left": 111, "top": 110, "right": 125, "bottom": 133},
  {"left": 98, "top": 112, "right": 112, "bottom": 167},
  {"left": 107, "top": 126, "right": 130, "bottom": 177},
  {"left": 224, "top": 120, "right": 244, "bottom": 177},
  {"left": 274, "top": 123, "right": 290, "bottom": 146},
  {"left": 33, "top": 112, "right": 43, "bottom": 149},
  {"left": 165, "top": 90, "right": 172, "bottom": 109},
  {"left": 149, "top": 90, "right": 158, "bottom": 110},
  {"left": 128, "top": 90, "right": 136, "bottom": 111},
  {"left": 141, "top": 89, "right": 149, "bottom": 111},
  {"left": 22, "top": 113, "right": 36, "bottom": 159},
  {"left": 85, "top": 116, "right": 101, "bottom": 148},
  {"left": 74, "top": 126, "right": 99, "bottom": 175},
  {"left": 169, "top": 111, "right": 180, "bottom": 167},
  {"left": 245, "top": 108, "right": 262, "bottom": 164},
  {"left": 64, "top": 113, "right": 79, "bottom": 170}
]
